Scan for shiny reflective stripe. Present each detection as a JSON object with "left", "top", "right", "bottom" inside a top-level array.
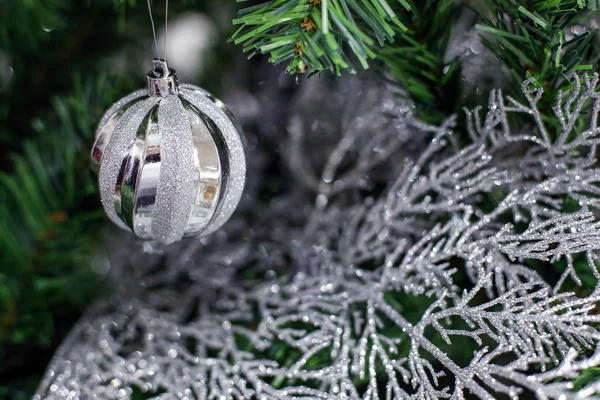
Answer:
[
  {"left": 133, "top": 108, "right": 161, "bottom": 240},
  {"left": 181, "top": 100, "right": 221, "bottom": 236},
  {"left": 181, "top": 86, "right": 246, "bottom": 236},
  {"left": 117, "top": 106, "right": 157, "bottom": 229},
  {"left": 99, "top": 97, "right": 159, "bottom": 231}
]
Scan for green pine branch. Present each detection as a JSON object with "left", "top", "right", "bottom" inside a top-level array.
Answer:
[
  {"left": 0, "top": 0, "right": 67, "bottom": 55},
  {"left": 231, "top": 0, "right": 412, "bottom": 75},
  {"left": 375, "top": 0, "right": 461, "bottom": 122},
  {"left": 0, "top": 74, "right": 127, "bottom": 389},
  {"left": 231, "top": 0, "right": 462, "bottom": 122},
  {"left": 231, "top": 0, "right": 600, "bottom": 123},
  {"left": 475, "top": 0, "right": 600, "bottom": 109}
]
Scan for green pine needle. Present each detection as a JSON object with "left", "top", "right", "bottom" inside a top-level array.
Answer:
[
  {"left": 231, "top": 0, "right": 410, "bottom": 75},
  {"left": 0, "top": 74, "right": 120, "bottom": 377},
  {"left": 476, "top": 0, "right": 599, "bottom": 94}
]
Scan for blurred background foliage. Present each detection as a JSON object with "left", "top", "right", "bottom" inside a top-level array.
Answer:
[{"left": 1, "top": 0, "right": 600, "bottom": 398}]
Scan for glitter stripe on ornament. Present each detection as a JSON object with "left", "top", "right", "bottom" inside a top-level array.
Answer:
[
  {"left": 99, "top": 97, "right": 159, "bottom": 231},
  {"left": 152, "top": 95, "right": 197, "bottom": 244}
]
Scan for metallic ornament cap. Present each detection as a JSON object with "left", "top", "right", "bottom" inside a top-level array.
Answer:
[{"left": 147, "top": 58, "right": 179, "bottom": 97}]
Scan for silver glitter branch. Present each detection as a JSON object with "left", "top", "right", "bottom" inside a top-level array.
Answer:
[{"left": 37, "top": 74, "right": 600, "bottom": 399}]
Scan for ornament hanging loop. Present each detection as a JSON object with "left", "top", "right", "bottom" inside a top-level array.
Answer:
[{"left": 147, "top": 58, "right": 179, "bottom": 97}]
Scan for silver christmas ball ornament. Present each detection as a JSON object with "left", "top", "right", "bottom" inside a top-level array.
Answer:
[{"left": 91, "top": 59, "right": 246, "bottom": 244}]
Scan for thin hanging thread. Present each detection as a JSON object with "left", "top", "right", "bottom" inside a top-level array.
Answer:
[
  {"left": 164, "top": 0, "right": 169, "bottom": 60},
  {"left": 147, "top": 0, "right": 168, "bottom": 59}
]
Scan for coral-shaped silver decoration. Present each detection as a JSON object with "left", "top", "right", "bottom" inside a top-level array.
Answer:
[
  {"left": 38, "top": 74, "right": 600, "bottom": 399},
  {"left": 91, "top": 58, "right": 246, "bottom": 244}
]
